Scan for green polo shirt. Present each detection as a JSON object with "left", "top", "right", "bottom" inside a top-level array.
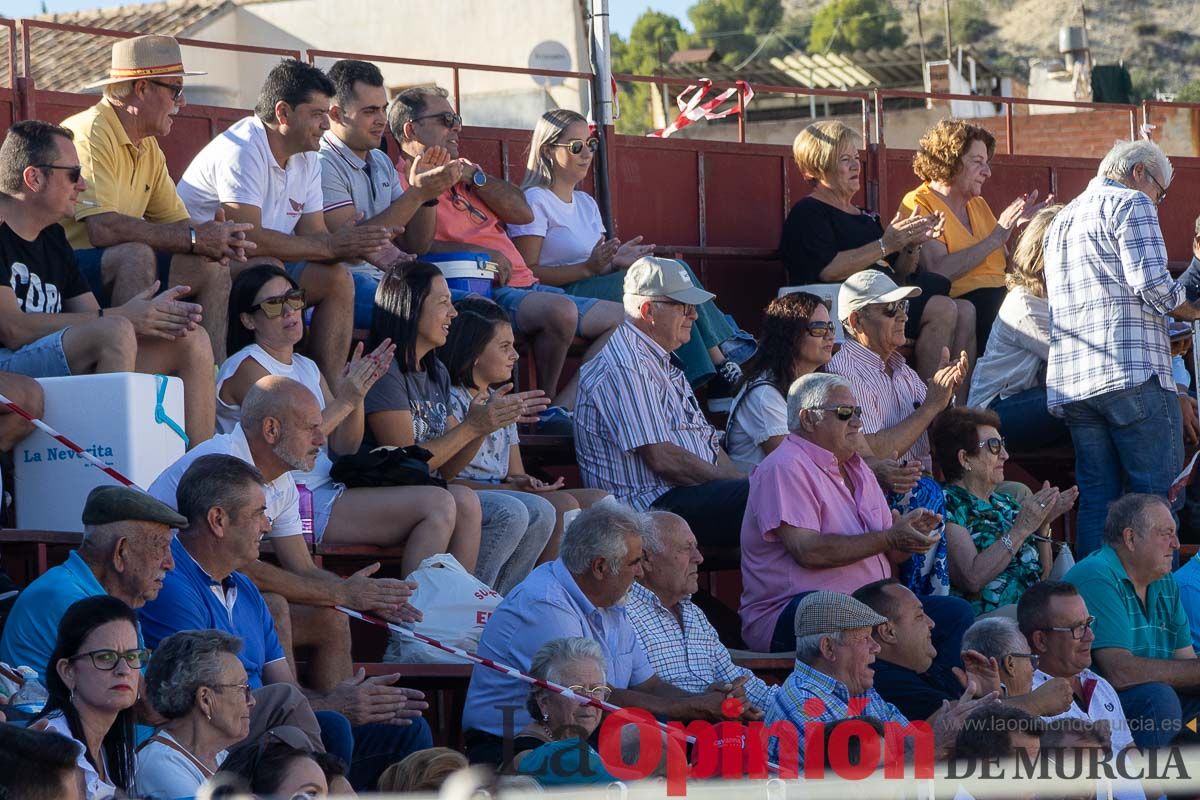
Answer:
[{"left": 1065, "top": 545, "right": 1191, "bottom": 659}]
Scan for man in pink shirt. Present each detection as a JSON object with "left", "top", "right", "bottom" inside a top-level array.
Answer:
[{"left": 739, "top": 372, "right": 946, "bottom": 653}]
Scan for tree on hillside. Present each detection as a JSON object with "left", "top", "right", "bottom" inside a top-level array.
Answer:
[
  {"left": 689, "top": 0, "right": 785, "bottom": 65},
  {"left": 611, "top": 10, "right": 690, "bottom": 134},
  {"left": 808, "top": 0, "right": 905, "bottom": 55}
]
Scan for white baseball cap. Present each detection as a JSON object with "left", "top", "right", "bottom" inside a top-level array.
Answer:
[{"left": 838, "top": 269, "right": 922, "bottom": 322}]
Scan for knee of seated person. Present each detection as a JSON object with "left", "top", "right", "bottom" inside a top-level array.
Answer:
[
  {"left": 449, "top": 484, "right": 482, "bottom": 516},
  {"left": 175, "top": 323, "right": 215, "bottom": 364},
  {"left": 954, "top": 298, "right": 977, "bottom": 326},
  {"left": 311, "top": 605, "right": 351, "bottom": 643},
  {"left": 544, "top": 295, "right": 578, "bottom": 336},
  {"left": 424, "top": 487, "right": 458, "bottom": 527},
  {"left": 108, "top": 241, "right": 157, "bottom": 275},
  {"left": 923, "top": 294, "right": 956, "bottom": 324},
  {"left": 262, "top": 591, "right": 292, "bottom": 622},
  {"left": 95, "top": 314, "right": 137, "bottom": 353},
  {"left": 0, "top": 372, "right": 43, "bottom": 419}
]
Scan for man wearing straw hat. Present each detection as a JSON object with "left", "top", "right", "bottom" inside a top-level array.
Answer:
[{"left": 62, "top": 34, "right": 255, "bottom": 362}]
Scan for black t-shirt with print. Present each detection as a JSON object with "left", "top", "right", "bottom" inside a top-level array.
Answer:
[{"left": 0, "top": 222, "right": 92, "bottom": 314}]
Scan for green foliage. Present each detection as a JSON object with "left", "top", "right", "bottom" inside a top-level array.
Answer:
[
  {"left": 611, "top": 12, "right": 690, "bottom": 135},
  {"left": 1175, "top": 80, "right": 1200, "bottom": 103},
  {"left": 808, "top": 0, "right": 904, "bottom": 54},
  {"left": 689, "top": 0, "right": 784, "bottom": 64},
  {"left": 950, "top": 0, "right": 997, "bottom": 44}
]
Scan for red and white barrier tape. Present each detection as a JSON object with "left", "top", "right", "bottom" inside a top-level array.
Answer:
[
  {"left": 647, "top": 78, "right": 754, "bottom": 139},
  {"left": 0, "top": 392, "right": 135, "bottom": 487}
]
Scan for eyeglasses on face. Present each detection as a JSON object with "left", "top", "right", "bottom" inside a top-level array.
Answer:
[
  {"left": 211, "top": 682, "right": 254, "bottom": 702},
  {"left": 977, "top": 436, "right": 1007, "bottom": 456},
  {"left": 566, "top": 684, "right": 613, "bottom": 702},
  {"left": 876, "top": 299, "right": 909, "bottom": 318},
  {"left": 1038, "top": 616, "right": 1096, "bottom": 640},
  {"left": 1005, "top": 652, "right": 1040, "bottom": 670},
  {"left": 251, "top": 288, "right": 306, "bottom": 319},
  {"left": 1145, "top": 169, "right": 1167, "bottom": 206},
  {"left": 413, "top": 111, "right": 462, "bottom": 129},
  {"left": 805, "top": 320, "right": 836, "bottom": 338},
  {"left": 147, "top": 79, "right": 185, "bottom": 101},
  {"left": 70, "top": 647, "right": 151, "bottom": 670},
  {"left": 813, "top": 405, "right": 863, "bottom": 422},
  {"left": 651, "top": 298, "right": 696, "bottom": 315},
  {"left": 35, "top": 164, "right": 83, "bottom": 183},
  {"left": 552, "top": 137, "right": 599, "bottom": 155}
]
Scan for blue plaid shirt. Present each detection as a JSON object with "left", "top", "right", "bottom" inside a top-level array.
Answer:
[
  {"left": 1044, "top": 176, "right": 1186, "bottom": 408},
  {"left": 764, "top": 659, "right": 908, "bottom": 765}
]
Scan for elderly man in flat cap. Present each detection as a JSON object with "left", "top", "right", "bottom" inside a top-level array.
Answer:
[
  {"left": 0, "top": 484, "right": 184, "bottom": 678},
  {"left": 62, "top": 34, "right": 254, "bottom": 361}
]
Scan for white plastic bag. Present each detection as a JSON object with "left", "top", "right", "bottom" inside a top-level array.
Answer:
[{"left": 383, "top": 553, "right": 502, "bottom": 665}]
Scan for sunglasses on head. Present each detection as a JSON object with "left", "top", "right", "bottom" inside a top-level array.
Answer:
[
  {"left": 251, "top": 288, "right": 306, "bottom": 319},
  {"left": 814, "top": 405, "right": 862, "bottom": 421},
  {"left": 552, "top": 137, "right": 599, "bottom": 155},
  {"left": 977, "top": 436, "right": 1006, "bottom": 455},
  {"left": 35, "top": 164, "right": 83, "bottom": 183},
  {"left": 805, "top": 320, "right": 836, "bottom": 338},
  {"left": 413, "top": 111, "right": 462, "bottom": 129}
]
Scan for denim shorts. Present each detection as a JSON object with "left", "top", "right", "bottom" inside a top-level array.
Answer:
[
  {"left": 75, "top": 247, "right": 173, "bottom": 307},
  {"left": 493, "top": 284, "right": 600, "bottom": 336},
  {"left": 284, "top": 261, "right": 380, "bottom": 331},
  {"left": 0, "top": 329, "right": 72, "bottom": 378}
]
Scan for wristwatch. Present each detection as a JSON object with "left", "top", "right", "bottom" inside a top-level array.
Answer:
[
  {"left": 472, "top": 168, "right": 487, "bottom": 188},
  {"left": 187, "top": 226, "right": 197, "bottom": 254}
]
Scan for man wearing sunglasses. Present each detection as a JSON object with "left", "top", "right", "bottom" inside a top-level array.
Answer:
[
  {"left": 0, "top": 120, "right": 217, "bottom": 445},
  {"left": 62, "top": 35, "right": 255, "bottom": 363},
  {"left": 179, "top": 59, "right": 396, "bottom": 384},
  {"left": 1044, "top": 139, "right": 1200, "bottom": 558}
]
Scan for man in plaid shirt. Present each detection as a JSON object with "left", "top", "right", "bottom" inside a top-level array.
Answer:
[{"left": 1044, "top": 139, "right": 1200, "bottom": 556}]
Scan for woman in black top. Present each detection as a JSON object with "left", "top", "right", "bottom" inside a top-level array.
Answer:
[{"left": 780, "top": 120, "right": 976, "bottom": 383}]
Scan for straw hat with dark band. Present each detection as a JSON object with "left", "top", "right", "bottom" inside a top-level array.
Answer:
[{"left": 85, "top": 34, "right": 206, "bottom": 89}]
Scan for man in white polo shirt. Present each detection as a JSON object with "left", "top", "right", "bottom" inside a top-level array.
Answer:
[{"left": 178, "top": 59, "right": 395, "bottom": 382}]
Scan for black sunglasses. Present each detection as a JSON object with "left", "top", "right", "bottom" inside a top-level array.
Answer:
[
  {"left": 878, "top": 299, "right": 909, "bottom": 318},
  {"left": 805, "top": 320, "right": 836, "bottom": 338},
  {"left": 147, "top": 79, "right": 185, "bottom": 100},
  {"left": 552, "top": 138, "right": 599, "bottom": 155},
  {"left": 35, "top": 164, "right": 83, "bottom": 183},
  {"left": 814, "top": 405, "right": 863, "bottom": 421},
  {"left": 413, "top": 111, "right": 462, "bottom": 129},
  {"left": 977, "top": 436, "right": 1007, "bottom": 455},
  {"left": 250, "top": 288, "right": 306, "bottom": 319}
]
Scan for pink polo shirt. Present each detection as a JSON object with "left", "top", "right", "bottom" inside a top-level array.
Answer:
[{"left": 739, "top": 434, "right": 893, "bottom": 652}]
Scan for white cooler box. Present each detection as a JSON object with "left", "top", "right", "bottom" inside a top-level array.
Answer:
[{"left": 14, "top": 373, "right": 187, "bottom": 532}]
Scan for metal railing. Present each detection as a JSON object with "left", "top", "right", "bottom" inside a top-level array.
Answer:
[{"left": 0, "top": 19, "right": 16, "bottom": 91}]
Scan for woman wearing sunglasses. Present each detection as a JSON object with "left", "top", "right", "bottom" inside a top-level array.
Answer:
[
  {"left": 726, "top": 292, "right": 836, "bottom": 470},
  {"left": 509, "top": 109, "right": 751, "bottom": 391},
  {"left": 931, "top": 407, "right": 1078, "bottom": 616},
  {"left": 38, "top": 595, "right": 143, "bottom": 799},
  {"left": 135, "top": 630, "right": 254, "bottom": 800}
]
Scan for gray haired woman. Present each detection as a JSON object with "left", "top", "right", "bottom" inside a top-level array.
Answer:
[{"left": 134, "top": 630, "right": 255, "bottom": 800}]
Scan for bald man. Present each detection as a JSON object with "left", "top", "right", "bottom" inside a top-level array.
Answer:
[{"left": 147, "top": 375, "right": 427, "bottom": 692}]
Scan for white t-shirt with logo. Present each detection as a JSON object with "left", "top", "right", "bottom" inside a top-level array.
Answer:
[{"left": 178, "top": 115, "right": 323, "bottom": 234}]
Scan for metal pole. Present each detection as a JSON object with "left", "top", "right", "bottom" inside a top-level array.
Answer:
[
  {"left": 589, "top": 0, "right": 615, "bottom": 233},
  {"left": 1192, "top": 322, "right": 1200, "bottom": 434},
  {"left": 915, "top": 1, "right": 927, "bottom": 80},
  {"left": 943, "top": 0, "right": 952, "bottom": 60}
]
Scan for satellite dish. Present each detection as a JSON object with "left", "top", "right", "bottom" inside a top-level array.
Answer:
[{"left": 528, "top": 41, "right": 572, "bottom": 88}]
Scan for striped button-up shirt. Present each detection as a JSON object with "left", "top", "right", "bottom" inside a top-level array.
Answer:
[
  {"left": 827, "top": 339, "right": 930, "bottom": 470},
  {"left": 1044, "top": 176, "right": 1185, "bottom": 409},
  {"left": 575, "top": 321, "right": 720, "bottom": 509},
  {"left": 625, "top": 581, "right": 777, "bottom": 713}
]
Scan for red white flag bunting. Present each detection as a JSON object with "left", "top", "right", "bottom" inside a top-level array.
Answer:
[{"left": 647, "top": 78, "right": 755, "bottom": 139}]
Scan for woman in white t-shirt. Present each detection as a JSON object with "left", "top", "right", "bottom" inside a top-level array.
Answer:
[
  {"left": 440, "top": 298, "right": 609, "bottom": 559},
  {"left": 726, "top": 292, "right": 836, "bottom": 469},
  {"left": 508, "top": 110, "right": 746, "bottom": 390},
  {"left": 217, "top": 265, "right": 479, "bottom": 576}
]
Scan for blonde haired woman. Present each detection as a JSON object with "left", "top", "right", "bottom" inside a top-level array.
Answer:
[
  {"left": 966, "top": 205, "right": 1069, "bottom": 450},
  {"left": 509, "top": 109, "right": 750, "bottom": 389}
]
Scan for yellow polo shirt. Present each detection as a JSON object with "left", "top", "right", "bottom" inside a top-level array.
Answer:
[
  {"left": 900, "top": 182, "right": 1007, "bottom": 297},
  {"left": 60, "top": 98, "right": 190, "bottom": 250}
]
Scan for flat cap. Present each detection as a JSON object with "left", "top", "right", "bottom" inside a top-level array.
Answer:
[
  {"left": 81, "top": 485, "right": 188, "bottom": 528},
  {"left": 793, "top": 591, "right": 887, "bottom": 639}
]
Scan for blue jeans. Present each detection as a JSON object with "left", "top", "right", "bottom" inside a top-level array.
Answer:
[
  {"left": 475, "top": 490, "right": 556, "bottom": 594},
  {"left": 989, "top": 386, "right": 1070, "bottom": 452},
  {"left": 315, "top": 711, "right": 434, "bottom": 791},
  {"left": 1062, "top": 377, "right": 1183, "bottom": 557},
  {"left": 1116, "top": 682, "right": 1200, "bottom": 749}
]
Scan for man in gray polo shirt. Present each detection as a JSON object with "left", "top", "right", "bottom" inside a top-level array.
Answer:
[{"left": 318, "top": 59, "right": 460, "bottom": 328}]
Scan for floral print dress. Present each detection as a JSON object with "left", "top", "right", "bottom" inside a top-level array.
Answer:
[{"left": 943, "top": 484, "right": 1042, "bottom": 615}]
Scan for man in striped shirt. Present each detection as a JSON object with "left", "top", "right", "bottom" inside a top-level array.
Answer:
[{"left": 574, "top": 257, "right": 747, "bottom": 548}]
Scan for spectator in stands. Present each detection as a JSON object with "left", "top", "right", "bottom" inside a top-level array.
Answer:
[
  {"left": 780, "top": 120, "right": 963, "bottom": 382},
  {"left": 504, "top": 637, "right": 617, "bottom": 784},
  {"left": 462, "top": 502, "right": 742, "bottom": 765},
  {"left": 930, "top": 406, "right": 1077, "bottom": 615},
  {"left": 217, "top": 264, "right": 476, "bottom": 575},
  {"left": 139, "top": 454, "right": 433, "bottom": 791},
  {"left": 828, "top": 269, "right": 968, "bottom": 596},
  {"left": 740, "top": 372, "right": 945, "bottom": 653},
  {"left": 510, "top": 109, "right": 751, "bottom": 398},
  {"left": 440, "top": 296, "right": 609, "bottom": 560},
  {"left": 365, "top": 262, "right": 552, "bottom": 592},
  {"left": 320, "top": 59, "right": 458, "bottom": 329},
  {"left": 1065, "top": 494, "right": 1200, "bottom": 748},
  {"left": 0, "top": 485, "right": 184, "bottom": 679},
  {"left": 1044, "top": 140, "right": 1199, "bottom": 557},
  {"left": 150, "top": 380, "right": 432, "bottom": 691},
  {"left": 388, "top": 91, "right": 594, "bottom": 423},
  {"left": 1017, "top": 581, "right": 1135, "bottom": 754},
  {"left": 952, "top": 705, "right": 1043, "bottom": 765},
  {"left": 377, "top": 747, "right": 467, "bottom": 793},
  {"left": 209, "top": 726, "right": 347, "bottom": 799},
  {"left": 1176, "top": 549, "right": 1200, "bottom": 651},
  {"left": 0, "top": 722, "right": 86, "bottom": 800},
  {"left": 135, "top": 630, "right": 253, "bottom": 798},
  {"left": 901, "top": 119, "right": 1052, "bottom": 350},
  {"left": 627, "top": 510, "right": 776, "bottom": 711},
  {"left": 178, "top": 59, "right": 394, "bottom": 383},
  {"left": 63, "top": 35, "right": 254, "bottom": 361},
  {"left": 38, "top": 595, "right": 142, "bottom": 799},
  {"left": 966, "top": 205, "right": 1070, "bottom": 450},
  {"left": 575, "top": 257, "right": 747, "bottom": 548},
  {"left": 0, "top": 119, "right": 216, "bottom": 444}
]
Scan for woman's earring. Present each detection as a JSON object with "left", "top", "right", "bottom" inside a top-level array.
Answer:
[{"left": 964, "top": 464, "right": 972, "bottom": 472}]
